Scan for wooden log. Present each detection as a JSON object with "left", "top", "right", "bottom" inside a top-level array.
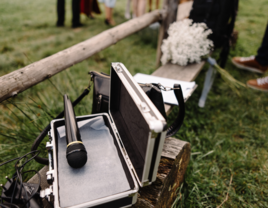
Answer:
[
  {"left": 156, "top": 139, "right": 190, "bottom": 207},
  {"left": 0, "top": 10, "right": 164, "bottom": 103},
  {"left": 133, "top": 138, "right": 191, "bottom": 208},
  {"left": 156, "top": 0, "right": 180, "bottom": 67}
]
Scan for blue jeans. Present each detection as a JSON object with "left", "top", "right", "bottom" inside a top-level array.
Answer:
[
  {"left": 256, "top": 24, "right": 268, "bottom": 66},
  {"left": 98, "top": 0, "right": 116, "bottom": 8}
]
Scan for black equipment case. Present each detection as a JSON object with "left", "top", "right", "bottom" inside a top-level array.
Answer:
[{"left": 42, "top": 63, "right": 167, "bottom": 208}]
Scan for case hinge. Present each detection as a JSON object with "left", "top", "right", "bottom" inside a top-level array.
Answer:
[
  {"left": 46, "top": 134, "right": 54, "bottom": 185},
  {"left": 97, "top": 95, "right": 102, "bottom": 112},
  {"left": 128, "top": 193, "right": 136, "bottom": 197},
  {"left": 40, "top": 185, "right": 53, "bottom": 199},
  {"left": 142, "top": 181, "right": 150, "bottom": 187}
]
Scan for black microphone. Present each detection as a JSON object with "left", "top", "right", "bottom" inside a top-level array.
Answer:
[{"left": 64, "top": 95, "right": 87, "bottom": 168}]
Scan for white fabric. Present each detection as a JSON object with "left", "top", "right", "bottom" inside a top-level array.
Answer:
[
  {"left": 240, "top": 56, "right": 255, "bottom": 61},
  {"left": 98, "top": 0, "right": 116, "bottom": 8},
  {"left": 134, "top": 73, "right": 196, "bottom": 105},
  {"left": 257, "top": 76, "right": 268, "bottom": 85}
]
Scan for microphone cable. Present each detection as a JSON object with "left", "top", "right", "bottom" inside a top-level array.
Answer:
[
  {"left": 31, "top": 86, "right": 91, "bottom": 165},
  {"left": 0, "top": 151, "right": 42, "bottom": 208}
]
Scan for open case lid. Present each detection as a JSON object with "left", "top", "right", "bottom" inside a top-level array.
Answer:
[{"left": 109, "top": 63, "right": 167, "bottom": 187}]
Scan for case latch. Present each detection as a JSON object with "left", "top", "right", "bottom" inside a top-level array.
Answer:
[
  {"left": 115, "top": 64, "right": 123, "bottom": 73},
  {"left": 46, "top": 132, "right": 54, "bottom": 185},
  {"left": 40, "top": 185, "right": 53, "bottom": 200}
]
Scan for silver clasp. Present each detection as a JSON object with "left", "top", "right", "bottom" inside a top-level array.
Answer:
[
  {"left": 40, "top": 185, "right": 53, "bottom": 200},
  {"left": 157, "top": 83, "right": 180, "bottom": 91}
]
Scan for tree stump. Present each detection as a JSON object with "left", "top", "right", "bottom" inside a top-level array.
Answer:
[{"left": 133, "top": 138, "right": 191, "bottom": 208}]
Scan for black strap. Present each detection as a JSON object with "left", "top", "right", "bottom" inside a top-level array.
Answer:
[
  {"left": 166, "top": 84, "right": 185, "bottom": 138},
  {"left": 31, "top": 87, "right": 91, "bottom": 165},
  {"left": 150, "top": 83, "right": 185, "bottom": 138}
]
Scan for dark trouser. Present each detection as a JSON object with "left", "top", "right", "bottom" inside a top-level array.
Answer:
[
  {"left": 57, "top": 0, "right": 81, "bottom": 26},
  {"left": 256, "top": 24, "right": 268, "bottom": 66}
]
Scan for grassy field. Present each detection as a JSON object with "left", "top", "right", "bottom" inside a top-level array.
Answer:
[{"left": 0, "top": 0, "right": 267, "bottom": 207}]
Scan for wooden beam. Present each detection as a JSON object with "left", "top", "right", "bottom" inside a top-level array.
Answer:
[
  {"left": 153, "top": 62, "right": 205, "bottom": 81},
  {"left": 0, "top": 10, "right": 164, "bottom": 103},
  {"left": 156, "top": 0, "right": 180, "bottom": 67}
]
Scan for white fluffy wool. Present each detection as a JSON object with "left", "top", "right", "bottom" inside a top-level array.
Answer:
[{"left": 161, "top": 19, "right": 213, "bottom": 66}]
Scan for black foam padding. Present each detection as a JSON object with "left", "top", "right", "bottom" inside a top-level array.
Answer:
[
  {"left": 110, "top": 70, "right": 149, "bottom": 181},
  {"left": 66, "top": 143, "right": 87, "bottom": 168}
]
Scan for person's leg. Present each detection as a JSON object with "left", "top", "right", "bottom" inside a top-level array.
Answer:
[
  {"left": 105, "top": 6, "right": 116, "bottom": 25},
  {"left": 155, "top": 0, "right": 159, "bottom": 10},
  {"left": 256, "top": 24, "right": 268, "bottom": 66},
  {"left": 125, "top": 0, "right": 131, "bottom": 19},
  {"left": 148, "top": 0, "right": 152, "bottom": 12},
  {"left": 104, "top": 0, "right": 116, "bottom": 25},
  {"left": 132, "top": 0, "right": 138, "bottom": 18},
  {"left": 57, "top": 0, "right": 65, "bottom": 26},
  {"left": 105, "top": 5, "right": 110, "bottom": 20},
  {"left": 108, "top": 7, "right": 115, "bottom": 25},
  {"left": 137, "top": 0, "right": 146, "bottom": 17},
  {"left": 88, "top": 0, "right": 94, "bottom": 19},
  {"left": 72, "top": 0, "right": 82, "bottom": 27}
]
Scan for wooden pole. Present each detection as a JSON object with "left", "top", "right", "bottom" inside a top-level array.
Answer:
[
  {"left": 156, "top": 0, "right": 180, "bottom": 67},
  {"left": 0, "top": 10, "right": 163, "bottom": 103}
]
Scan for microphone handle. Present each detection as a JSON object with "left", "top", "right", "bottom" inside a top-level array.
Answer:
[{"left": 64, "top": 95, "right": 82, "bottom": 145}]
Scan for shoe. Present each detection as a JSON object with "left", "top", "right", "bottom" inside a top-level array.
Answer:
[
  {"left": 104, "top": 19, "right": 110, "bottom": 25},
  {"left": 72, "top": 23, "right": 84, "bottom": 28},
  {"left": 232, "top": 56, "right": 268, "bottom": 74},
  {"left": 149, "top": 22, "right": 160, "bottom": 30},
  {"left": 104, "top": 19, "right": 116, "bottom": 26},
  {"left": 247, "top": 76, "right": 268, "bottom": 92},
  {"left": 125, "top": 12, "right": 131, "bottom": 19},
  {"left": 56, "top": 23, "right": 64, "bottom": 27}
]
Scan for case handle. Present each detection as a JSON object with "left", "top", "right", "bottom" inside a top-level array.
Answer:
[{"left": 166, "top": 84, "right": 185, "bottom": 138}]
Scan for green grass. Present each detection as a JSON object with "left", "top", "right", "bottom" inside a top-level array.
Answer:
[
  {"left": 0, "top": 0, "right": 159, "bottom": 182},
  {"left": 0, "top": 0, "right": 268, "bottom": 207}
]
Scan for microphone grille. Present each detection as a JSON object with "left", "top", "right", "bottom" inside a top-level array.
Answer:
[{"left": 66, "top": 143, "right": 87, "bottom": 168}]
